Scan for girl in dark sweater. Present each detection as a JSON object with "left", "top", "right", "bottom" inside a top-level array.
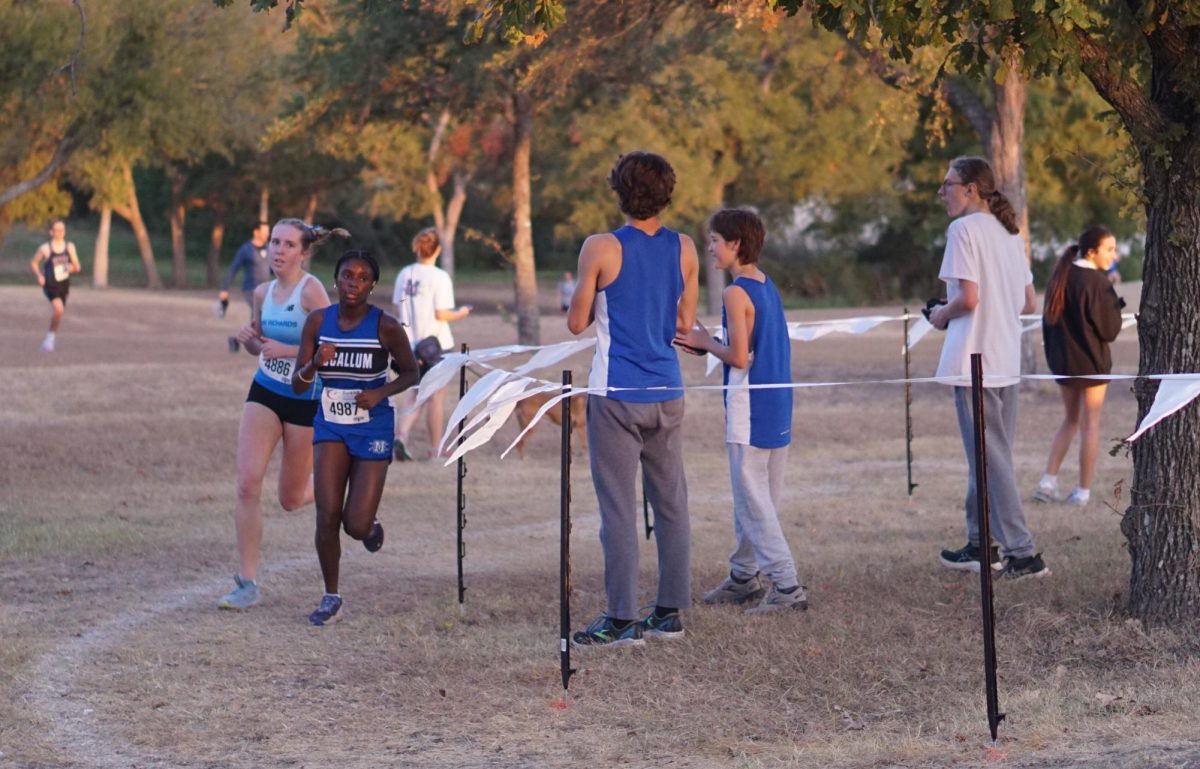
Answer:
[{"left": 1034, "top": 225, "right": 1126, "bottom": 506}]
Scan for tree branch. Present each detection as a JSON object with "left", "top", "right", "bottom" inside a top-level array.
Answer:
[
  {"left": 59, "top": 0, "right": 86, "bottom": 95},
  {"left": 0, "top": 127, "right": 81, "bottom": 207},
  {"left": 1074, "top": 27, "right": 1168, "bottom": 141},
  {"left": 942, "top": 77, "right": 993, "bottom": 148}
]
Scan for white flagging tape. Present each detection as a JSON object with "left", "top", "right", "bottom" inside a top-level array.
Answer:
[{"left": 442, "top": 369, "right": 1200, "bottom": 462}]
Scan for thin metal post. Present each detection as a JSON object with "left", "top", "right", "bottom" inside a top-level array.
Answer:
[
  {"left": 904, "top": 308, "right": 918, "bottom": 496},
  {"left": 970, "top": 353, "right": 1004, "bottom": 741},
  {"left": 456, "top": 343, "right": 469, "bottom": 610},
  {"left": 642, "top": 470, "right": 654, "bottom": 540},
  {"left": 559, "top": 370, "right": 576, "bottom": 691}
]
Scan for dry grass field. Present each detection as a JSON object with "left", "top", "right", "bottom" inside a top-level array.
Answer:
[{"left": 2, "top": 280, "right": 1198, "bottom": 769}]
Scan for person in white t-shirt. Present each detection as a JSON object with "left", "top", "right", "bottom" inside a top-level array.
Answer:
[
  {"left": 927, "top": 156, "right": 1049, "bottom": 582},
  {"left": 391, "top": 228, "right": 471, "bottom": 460}
]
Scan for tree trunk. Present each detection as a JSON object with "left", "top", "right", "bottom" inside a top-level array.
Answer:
[
  {"left": 439, "top": 171, "right": 469, "bottom": 280},
  {"left": 92, "top": 206, "right": 111, "bottom": 288},
  {"left": 303, "top": 193, "right": 318, "bottom": 225},
  {"left": 258, "top": 187, "right": 269, "bottom": 223},
  {"left": 168, "top": 169, "right": 188, "bottom": 289},
  {"left": 206, "top": 202, "right": 226, "bottom": 289},
  {"left": 705, "top": 179, "right": 727, "bottom": 317},
  {"left": 989, "top": 61, "right": 1037, "bottom": 376},
  {"left": 112, "top": 164, "right": 161, "bottom": 289},
  {"left": 510, "top": 87, "right": 540, "bottom": 346},
  {"left": 1120, "top": 158, "right": 1200, "bottom": 625}
]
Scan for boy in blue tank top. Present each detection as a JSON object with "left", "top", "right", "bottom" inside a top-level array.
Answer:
[
  {"left": 567, "top": 151, "right": 700, "bottom": 647},
  {"left": 677, "top": 209, "right": 806, "bottom": 613}
]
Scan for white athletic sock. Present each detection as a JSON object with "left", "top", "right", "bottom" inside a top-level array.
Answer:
[
  {"left": 1070, "top": 487, "right": 1090, "bottom": 502},
  {"left": 44, "top": 331, "right": 56, "bottom": 341},
  {"left": 1039, "top": 473, "right": 1057, "bottom": 489}
]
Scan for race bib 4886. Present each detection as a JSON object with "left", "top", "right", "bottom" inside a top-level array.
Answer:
[{"left": 258, "top": 354, "right": 294, "bottom": 385}]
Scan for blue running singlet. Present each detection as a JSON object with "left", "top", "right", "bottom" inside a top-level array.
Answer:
[
  {"left": 587, "top": 225, "right": 684, "bottom": 403},
  {"left": 253, "top": 275, "right": 319, "bottom": 400},
  {"left": 723, "top": 274, "right": 792, "bottom": 449},
  {"left": 313, "top": 305, "right": 394, "bottom": 442}
]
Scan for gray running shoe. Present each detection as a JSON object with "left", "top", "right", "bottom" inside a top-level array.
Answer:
[
  {"left": 747, "top": 584, "right": 809, "bottom": 614},
  {"left": 702, "top": 571, "right": 766, "bottom": 605},
  {"left": 1032, "top": 481, "right": 1060, "bottom": 503},
  {"left": 218, "top": 574, "right": 259, "bottom": 610}
]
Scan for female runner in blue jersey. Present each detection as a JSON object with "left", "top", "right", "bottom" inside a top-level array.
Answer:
[
  {"left": 218, "top": 218, "right": 343, "bottom": 611},
  {"left": 292, "top": 251, "right": 419, "bottom": 625}
]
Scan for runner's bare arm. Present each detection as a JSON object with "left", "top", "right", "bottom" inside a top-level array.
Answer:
[
  {"left": 291, "top": 309, "right": 329, "bottom": 395},
  {"left": 567, "top": 233, "right": 616, "bottom": 335},
  {"left": 676, "top": 234, "right": 700, "bottom": 336}
]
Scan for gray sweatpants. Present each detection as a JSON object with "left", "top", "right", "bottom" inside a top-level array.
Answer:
[
  {"left": 727, "top": 443, "right": 799, "bottom": 589},
  {"left": 587, "top": 395, "right": 691, "bottom": 620},
  {"left": 953, "top": 386, "right": 1036, "bottom": 558}
]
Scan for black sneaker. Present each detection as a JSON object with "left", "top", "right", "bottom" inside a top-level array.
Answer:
[
  {"left": 393, "top": 439, "right": 413, "bottom": 462},
  {"left": 308, "top": 594, "right": 343, "bottom": 626},
  {"left": 999, "top": 553, "right": 1051, "bottom": 581},
  {"left": 571, "top": 615, "right": 645, "bottom": 649},
  {"left": 363, "top": 520, "right": 384, "bottom": 552},
  {"left": 638, "top": 609, "right": 685, "bottom": 640},
  {"left": 938, "top": 543, "right": 1002, "bottom": 573}
]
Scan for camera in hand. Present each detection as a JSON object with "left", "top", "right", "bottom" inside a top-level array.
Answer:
[{"left": 921, "top": 297, "right": 947, "bottom": 321}]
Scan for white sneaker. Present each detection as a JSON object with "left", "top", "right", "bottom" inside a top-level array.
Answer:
[
  {"left": 40, "top": 335, "right": 55, "bottom": 352},
  {"left": 1064, "top": 489, "right": 1090, "bottom": 506},
  {"left": 1032, "top": 481, "right": 1059, "bottom": 503}
]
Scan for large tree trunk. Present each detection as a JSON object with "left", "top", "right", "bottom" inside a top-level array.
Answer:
[
  {"left": 258, "top": 187, "right": 269, "bottom": 224},
  {"left": 112, "top": 164, "right": 161, "bottom": 289},
  {"left": 424, "top": 109, "right": 469, "bottom": 280},
  {"left": 206, "top": 202, "right": 226, "bottom": 289},
  {"left": 303, "top": 193, "right": 318, "bottom": 225},
  {"left": 1120, "top": 159, "right": 1200, "bottom": 625},
  {"left": 510, "top": 87, "right": 540, "bottom": 346},
  {"left": 989, "top": 62, "right": 1037, "bottom": 377},
  {"left": 92, "top": 206, "right": 111, "bottom": 289},
  {"left": 168, "top": 169, "right": 188, "bottom": 289}
]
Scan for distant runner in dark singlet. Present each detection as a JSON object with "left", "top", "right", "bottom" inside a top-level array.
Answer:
[{"left": 29, "top": 219, "right": 81, "bottom": 353}]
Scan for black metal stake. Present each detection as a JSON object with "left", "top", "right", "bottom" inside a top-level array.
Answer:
[
  {"left": 642, "top": 470, "right": 654, "bottom": 540},
  {"left": 904, "top": 308, "right": 918, "bottom": 496},
  {"left": 456, "top": 343, "right": 469, "bottom": 612},
  {"left": 559, "top": 370, "right": 576, "bottom": 691},
  {"left": 970, "top": 353, "right": 1005, "bottom": 741}
]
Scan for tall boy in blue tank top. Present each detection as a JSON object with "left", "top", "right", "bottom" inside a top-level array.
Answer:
[
  {"left": 678, "top": 209, "right": 807, "bottom": 613},
  {"left": 567, "top": 151, "right": 700, "bottom": 647}
]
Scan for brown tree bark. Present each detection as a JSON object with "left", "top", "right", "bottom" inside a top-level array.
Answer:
[
  {"left": 168, "top": 169, "right": 188, "bottom": 289},
  {"left": 1072, "top": 22, "right": 1200, "bottom": 624},
  {"left": 303, "top": 193, "right": 318, "bottom": 225},
  {"left": 258, "top": 187, "right": 270, "bottom": 224},
  {"left": 705, "top": 179, "right": 727, "bottom": 317},
  {"left": 510, "top": 86, "right": 540, "bottom": 346},
  {"left": 92, "top": 206, "right": 111, "bottom": 289},
  {"left": 1119, "top": 161, "right": 1200, "bottom": 625},
  {"left": 111, "top": 164, "right": 161, "bottom": 289},
  {"left": 206, "top": 201, "right": 227, "bottom": 289},
  {"left": 988, "top": 62, "right": 1037, "bottom": 377},
  {"left": 424, "top": 109, "right": 470, "bottom": 280}
]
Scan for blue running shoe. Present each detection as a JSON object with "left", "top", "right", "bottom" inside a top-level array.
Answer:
[
  {"left": 308, "top": 594, "right": 343, "bottom": 626},
  {"left": 217, "top": 574, "right": 259, "bottom": 610},
  {"left": 638, "top": 609, "right": 685, "bottom": 640},
  {"left": 571, "top": 615, "right": 645, "bottom": 649},
  {"left": 363, "top": 520, "right": 384, "bottom": 552}
]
